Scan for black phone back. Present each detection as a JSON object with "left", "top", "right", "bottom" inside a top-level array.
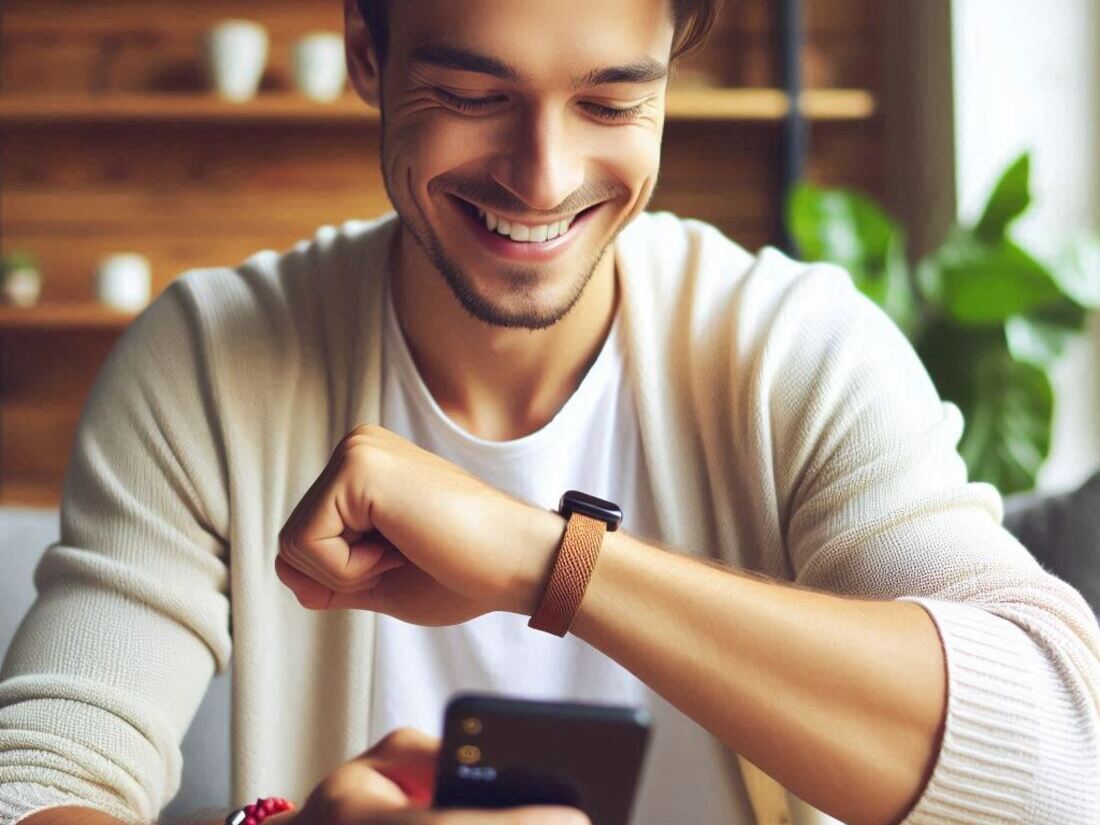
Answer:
[{"left": 433, "top": 692, "right": 651, "bottom": 825}]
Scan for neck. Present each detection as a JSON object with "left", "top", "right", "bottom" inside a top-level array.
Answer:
[{"left": 389, "top": 226, "right": 618, "bottom": 441}]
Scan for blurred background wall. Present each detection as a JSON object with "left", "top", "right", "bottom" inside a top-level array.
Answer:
[{"left": 952, "top": 0, "right": 1100, "bottom": 493}]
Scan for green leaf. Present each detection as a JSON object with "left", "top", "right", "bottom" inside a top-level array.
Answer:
[
  {"left": 974, "top": 152, "right": 1031, "bottom": 242},
  {"left": 1052, "top": 232, "right": 1100, "bottom": 309},
  {"left": 786, "top": 183, "right": 917, "bottom": 334},
  {"left": 917, "top": 324, "right": 1052, "bottom": 494},
  {"left": 0, "top": 251, "right": 38, "bottom": 274},
  {"left": 924, "top": 231, "right": 1063, "bottom": 325},
  {"left": 1005, "top": 299, "right": 1087, "bottom": 366}
]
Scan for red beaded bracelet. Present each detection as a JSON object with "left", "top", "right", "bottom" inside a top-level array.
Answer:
[{"left": 225, "top": 796, "right": 295, "bottom": 825}]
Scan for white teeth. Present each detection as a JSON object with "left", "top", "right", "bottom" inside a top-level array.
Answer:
[{"left": 476, "top": 205, "right": 579, "bottom": 243}]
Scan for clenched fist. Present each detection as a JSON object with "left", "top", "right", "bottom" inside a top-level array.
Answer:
[{"left": 276, "top": 425, "right": 566, "bottom": 625}]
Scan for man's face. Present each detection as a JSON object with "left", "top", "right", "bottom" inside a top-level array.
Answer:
[{"left": 371, "top": 0, "right": 674, "bottom": 329}]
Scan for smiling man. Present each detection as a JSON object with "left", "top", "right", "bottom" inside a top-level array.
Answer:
[{"left": 3, "top": 2, "right": 1099, "bottom": 825}]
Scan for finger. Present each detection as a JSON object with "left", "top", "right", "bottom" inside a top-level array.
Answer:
[
  {"left": 277, "top": 551, "right": 406, "bottom": 611},
  {"left": 275, "top": 553, "right": 333, "bottom": 610},
  {"left": 281, "top": 435, "right": 348, "bottom": 536},
  {"left": 372, "top": 806, "right": 590, "bottom": 825},
  {"left": 281, "top": 533, "right": 387, "bottom": 591},
  {"left": 279, "top": 539, "right": 406, "bottom": 606},
  {"left": 280, "top": 444, "right": 378, "bottom": 587},
  {"left": 346, "top": 536, "right": 407, "bottom": 583},
  {"left": 360, "top": 728, "right": 442, "bottom": 808}
]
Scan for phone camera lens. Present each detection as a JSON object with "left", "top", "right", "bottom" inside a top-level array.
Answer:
[
  {"left": 461, "top": 717, "right": 483, "bottom": 735},
  {"left": 456, "top": 745, "right": 481, "bottom": 765}
]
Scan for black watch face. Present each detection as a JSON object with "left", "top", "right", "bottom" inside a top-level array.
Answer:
[{"left": 559, "top": 490, "right": 623, "bottom": 531}]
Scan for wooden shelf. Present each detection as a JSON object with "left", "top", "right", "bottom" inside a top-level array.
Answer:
[
  {"left": 0, "top": 92, "right": 378, "bottom": 124},
  {"left": 665, "top": 87, "right": 876, "bottom": 120},
  {"left": 0, "top": 88, "right": 876, "bottom": 124},
  {"left": 0, "top": 479, "right": 60, "bottom": 509},
  {"left": 0, "top": 303, "right": 136, "bottom": 331}
]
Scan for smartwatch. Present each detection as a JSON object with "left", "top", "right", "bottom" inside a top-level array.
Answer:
[{"left": 528, "top": 490, "right": 622, "bottom": 637}]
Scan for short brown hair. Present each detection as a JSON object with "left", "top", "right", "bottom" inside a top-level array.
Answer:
[{"left": 355, "top": 0, "right": 721, "bottom": 67}]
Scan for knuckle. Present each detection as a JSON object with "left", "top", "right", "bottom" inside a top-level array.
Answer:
[
  {"left": 345, "top": 423, "right": 383, "bottom": 450},
  {"left": 277, "top": 529, "right": 295, "bottom": 555},
  {"left": 378, "top": 726, "right": 421, "bottom": 750}
]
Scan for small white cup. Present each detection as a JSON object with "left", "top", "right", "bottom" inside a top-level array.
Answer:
[
  {"left": 96, "top": 253, "right": 151, "bottom": 312},
  {"left": 204, "top": 20, "right": 269, "bottom": 102},
  {"left": 292, "top": 32, "right": 347, "bottom": 102}
]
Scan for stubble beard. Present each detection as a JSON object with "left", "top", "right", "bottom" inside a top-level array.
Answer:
[
  {"left": 381, "top": 152, "right": 616, "bottom": 331},
  {"left": 407, "top": 209, "right": 612, "bottom": 331}
]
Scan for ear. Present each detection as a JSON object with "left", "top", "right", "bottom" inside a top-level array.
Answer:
[{"left": 344, "top": 0, "right": 382, "bottom": 108}]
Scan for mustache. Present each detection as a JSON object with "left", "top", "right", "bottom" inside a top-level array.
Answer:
[{"left": 428, "top": 172, "right": 626, "bottom": 218}]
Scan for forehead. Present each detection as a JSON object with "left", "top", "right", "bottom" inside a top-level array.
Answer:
[{"left": 387, "top": 0, "right": 676, "bottom": 81}]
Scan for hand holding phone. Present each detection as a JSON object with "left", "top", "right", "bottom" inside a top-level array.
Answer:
[
  {"left": 433, "top": 693, "right": 652, "bottom": 825},
  {"left": 266, "top": 725, "right": 589, "bottom": 825}
]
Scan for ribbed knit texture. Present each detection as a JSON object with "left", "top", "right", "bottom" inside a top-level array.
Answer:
[{"left": 1, "top": 212, "right": 1097, "bottom": 824}]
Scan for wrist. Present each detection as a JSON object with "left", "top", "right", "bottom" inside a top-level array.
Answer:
[{"left": 503, "top": 503, "right": 567, "bottom": 615}]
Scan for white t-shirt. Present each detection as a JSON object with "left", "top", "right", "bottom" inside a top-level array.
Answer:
[{"left": 374, "top": 284, "right": 755, "bottom": 825}]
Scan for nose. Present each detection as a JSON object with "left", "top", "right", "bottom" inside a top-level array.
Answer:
[{"left": 489, "top": 104, "right": 585, "bottom": 214}]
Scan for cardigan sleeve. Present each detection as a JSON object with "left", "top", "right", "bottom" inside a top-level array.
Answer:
[
  {"left": 767, "top": 262, "right": 1100, "bottom": 824},
  {"left": 0, "top": 282, "right": 233, "bottom": 824}
]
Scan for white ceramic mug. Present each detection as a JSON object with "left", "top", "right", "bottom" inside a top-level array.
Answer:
[
  {"left": 292, "top": 32, "right": 347, "bottom": 102},
  {"left": 204, "top": 20, "right": 269, "bottom": 102},
  {"left": 96, "top": 253, "right": 151, "bottom": 312}
]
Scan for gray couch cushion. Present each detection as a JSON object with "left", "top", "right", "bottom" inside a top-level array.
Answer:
[
  {"left": 1003, "top": 470, "right": 1100, "bottom": 616},
  {"left": 0, "top": 508, "right": 230, "bottom": 820}
]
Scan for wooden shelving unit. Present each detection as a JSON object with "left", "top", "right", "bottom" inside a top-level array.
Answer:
[
  {"left": 0, "top": 88, "right": 876, "bottom": 125},
  {"left": 1, "top": 0, "right": 890, "bottom": 506}
]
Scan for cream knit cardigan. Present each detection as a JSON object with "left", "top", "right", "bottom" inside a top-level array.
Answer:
[{"left": 1, "top": 212, "right": 1098, "bottom": 825}]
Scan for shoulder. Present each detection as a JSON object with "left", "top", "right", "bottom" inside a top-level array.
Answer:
[
  {"left": 171, "top": 213, "right": 396, "bottom": 348},
  {"left": 619, "top": 211, "right": 895, "bottom": 360},
  {"left": 91, "top": 214, "right": 396, "bottom": 433},
  {"left": 617, "top": 210, "right": 757, "bottom": 303}
]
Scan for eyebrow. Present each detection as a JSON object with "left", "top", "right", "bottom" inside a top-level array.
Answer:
[{"left": 409, "top": 43, "right": 668, "bottom": 88}]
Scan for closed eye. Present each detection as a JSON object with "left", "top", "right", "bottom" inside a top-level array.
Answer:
[{"left": 433, "top": 88, "right": 650, "bottom": 123}]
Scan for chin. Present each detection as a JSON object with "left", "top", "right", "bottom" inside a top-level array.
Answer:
[{"left": 443, "top": 265, "right": 588, "bottom": 330}]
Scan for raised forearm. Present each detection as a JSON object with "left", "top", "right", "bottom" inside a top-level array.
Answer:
[{"left": 567, "top": 532, "right": 947, "bottom": 825}]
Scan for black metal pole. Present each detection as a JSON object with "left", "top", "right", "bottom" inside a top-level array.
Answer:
[{"left": 778, "top": 0, "right": 807, "bottom": 256}]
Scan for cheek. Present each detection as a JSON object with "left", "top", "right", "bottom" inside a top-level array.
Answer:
[
  {"left": 386, "top": 115, "right": 495, "bottom": 192},
  {"left": 587, "top": 126, "right": 663, "bottom": 196}
]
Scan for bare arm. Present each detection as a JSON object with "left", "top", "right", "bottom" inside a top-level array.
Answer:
[
  {"left": 554, "top": 529, "right": 946, "bottom": 825},
  {"left": 19, "top": 808, "right": 223, "bottom": 825},
  {"left": 19, "top": 807, "right": 296, "bottom": 825}
]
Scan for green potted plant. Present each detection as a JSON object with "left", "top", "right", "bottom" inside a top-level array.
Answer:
[
  {"left": 786, "top": 152, "right": 1100, "bottom": 495},
  {"left": 0, "top": 251, "right": 42, "bottom": 307}
]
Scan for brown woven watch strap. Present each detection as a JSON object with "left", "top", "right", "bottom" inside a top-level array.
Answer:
[{"left": 528, "top": 512, "right": 606, "bottom": 637}]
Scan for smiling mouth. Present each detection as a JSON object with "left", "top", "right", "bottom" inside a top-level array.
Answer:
[{"left": 450, "top": 195, "right": 600, "bottom": 244}]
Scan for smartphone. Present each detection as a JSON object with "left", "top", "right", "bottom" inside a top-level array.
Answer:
[{"left": 433, "top": 692, "right": 651, "bottom": 825}]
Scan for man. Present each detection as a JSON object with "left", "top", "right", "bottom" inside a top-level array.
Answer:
[{"left": 2, "top": 1, "right": 1098, "bottom": 824}]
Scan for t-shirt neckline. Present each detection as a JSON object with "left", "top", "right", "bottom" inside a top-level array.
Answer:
[{"left": 382, "top": 276, "right": 623, "bottom": 459}]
